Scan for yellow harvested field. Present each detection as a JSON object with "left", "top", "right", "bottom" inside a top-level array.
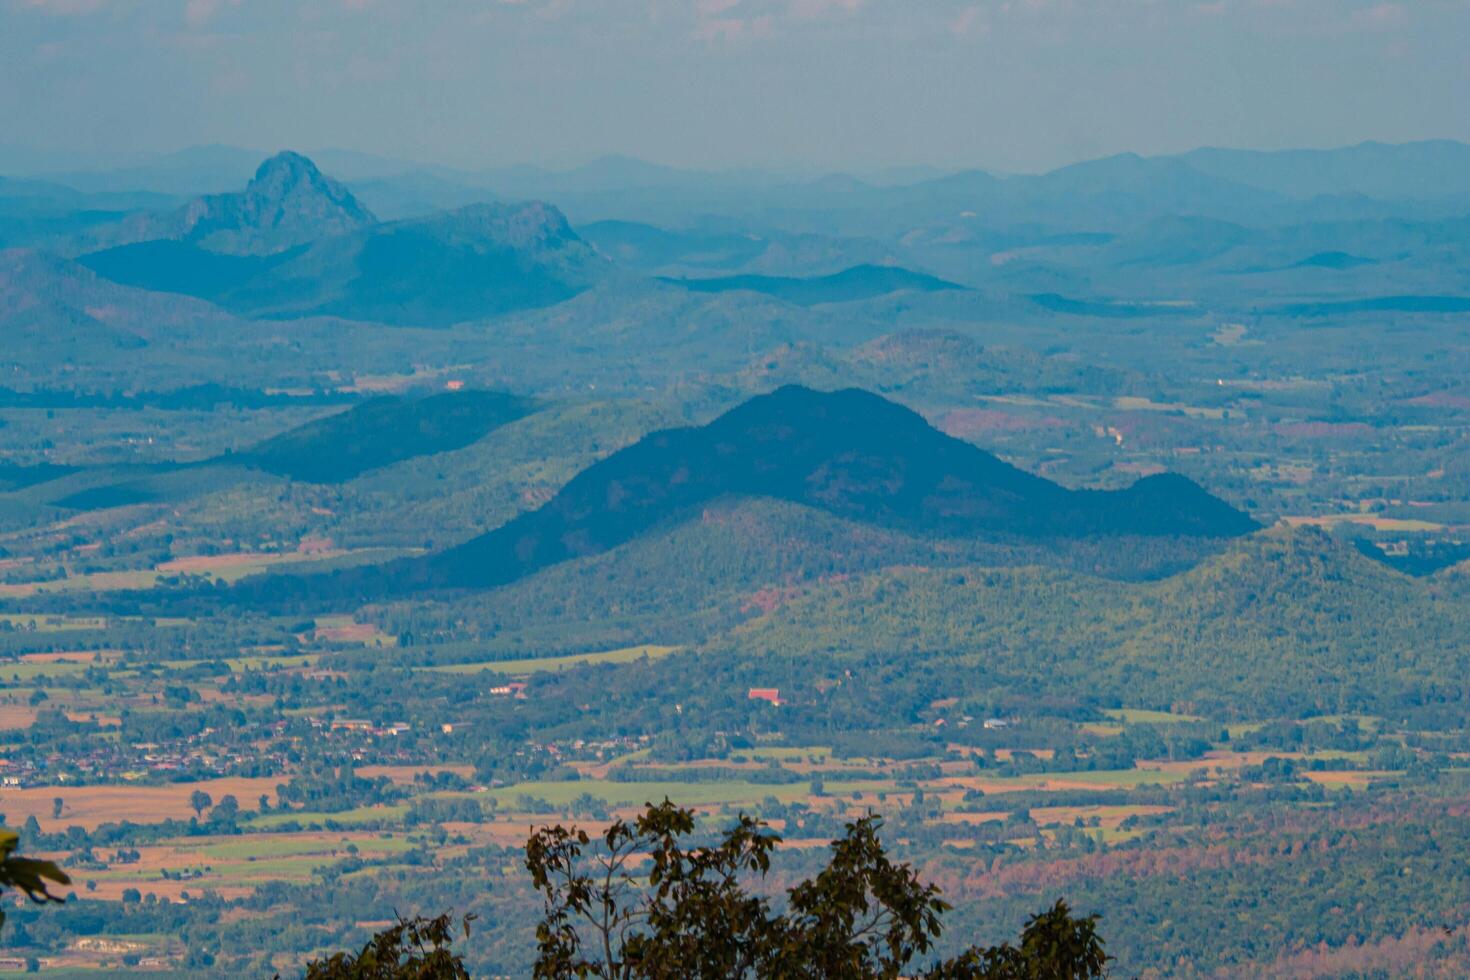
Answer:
[
  {"left": 0, "top": 614, "right": 108, "bottom": 631},
  {"left": 0, "top": 704, "right": 38, "bottom": 730},
  {"left": 20, "top": 649, "right": 123, "bottom": 664},
  {"left": 356, "top": 764, "right": 476, "bottom": 785},
  {"left": 1280, "top": 514, "right": 1445, "bottom": 533},
  {"left": 2, "top": 777, "right": 283, "bottom": 831}
]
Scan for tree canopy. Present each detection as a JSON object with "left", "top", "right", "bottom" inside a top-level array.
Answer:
[
  {"left": 0, "top": 830, "right": 70, "bottom": 933},
  {"left": 524, "top": 800, "right": 1107, "bottom": 979}
]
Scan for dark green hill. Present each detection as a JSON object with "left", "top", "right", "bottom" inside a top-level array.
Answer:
[
  {"left": 709, "top": 526, "right": 1470, "bottom": 717},
  {"left": 78, "top": 239, "right": 293, "bottom": 301},
  {"left": 237, "top": 389, "right": 534, "bottom": 483},
  {"left": 1289, "top": 250, "right": 1377, "bottom": 270},
  {"left": 361, "top": 497, "right": 1228, "bottom": 662},
  {"left": 661, "top": 264, "right": 962, "bottom": 305},
  {"left": 418, "top": 385, "right": 1254, "bottom": 589}
]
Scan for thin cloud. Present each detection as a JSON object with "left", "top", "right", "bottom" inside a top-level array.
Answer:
[
  {"left": 1350, "top": 2, "right": 1406, "bottom": 30},
  {"left": 950, "top": 4, "right": 988, "bottom": 36},
  {"left": 789, "top": 0, "right": 861, "bottom": 19},
  {"left": 16, "top": 0, "right": 109, "bottom": 13}
]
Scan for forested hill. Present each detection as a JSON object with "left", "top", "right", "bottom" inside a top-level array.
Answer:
[
  {"left": 706, "top": 526, "right": 1469, "bottom": 718},
  {"left": 413, "top": 385, "right": 1256, "bottom": 590}
]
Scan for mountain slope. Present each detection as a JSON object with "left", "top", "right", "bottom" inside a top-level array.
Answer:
[
  {"left": 219, "top": 201, "right": 607, "bottom": 325},
  {"left": 357, "top": 496, "right": 1228, "bottom": 660},
  {"left": 419, "top": 385, "right": 1255, "bottom": 589},
  {"left": 235, "top": 389, "right": 535, "bottom": 483},
  {"left": 0, "top": 248, "right": 233, "bottom": 355}
]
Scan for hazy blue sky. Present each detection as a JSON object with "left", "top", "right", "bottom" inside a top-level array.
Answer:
[{"left": 4, "top": 0, "right": 1468, "bottom": 173}]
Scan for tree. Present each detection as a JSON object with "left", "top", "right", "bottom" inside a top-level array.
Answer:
[
  {"left": 50, "top": 798, "right": 62, "bottom": 820},
  {"left": 300, "top": 912, "right": 474, "bottom": 979},
  {"left": 0, "top": 830, "right": 70, "bottom": 933},
  {"left": 189, "top": 790, "right": 213, "bottom": 820},
  {"left": 525, "top": 800, "right": 1109, "bottom": 979},
  {"left": 920, "top": 902, "right": 1108, "bottom": 979},
  {"left": 210, "top": 795, "right": 240, "bottom": 824}
]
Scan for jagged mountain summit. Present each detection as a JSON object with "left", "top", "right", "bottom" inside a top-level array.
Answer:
[
  {"left": 117, "top": 150, "right": 377, "bottom": 255},
  {"left": 417, "top": 385, "right": 1257, "bottom": 589}
]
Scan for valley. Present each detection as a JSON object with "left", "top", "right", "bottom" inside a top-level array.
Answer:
[{"left": 0, "top": 142, "right": 1467, "bottom": 976}]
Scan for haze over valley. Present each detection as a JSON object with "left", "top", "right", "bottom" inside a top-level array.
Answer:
[{"left": 3, "top": 1, "right": 1470, "bottom": 974}]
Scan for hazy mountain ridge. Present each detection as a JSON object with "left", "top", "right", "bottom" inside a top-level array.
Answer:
[{"left": 3, "top": 141, "right": 1464, "bottom": 334}]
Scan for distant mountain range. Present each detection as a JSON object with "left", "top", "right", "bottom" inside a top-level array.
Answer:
[
  {"left": 19, "top": 139, "right": 1470, "bottom": 203},
  {"left": 403, "top": 385, "right": 1255, "bottom": 591},
  {"left": 3, "top": 141, "right": 1468, "bottom": 333},
  {"left": 1174, "top": 140, "right": 1470, "bottom": 201},
  {"left": 17, "top": 139, "right": 1469, "bottom": 233}
]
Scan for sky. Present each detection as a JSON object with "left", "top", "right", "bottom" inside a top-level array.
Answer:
[{"left": 3, "top": 0, "right": 1469, "bottom": 175}]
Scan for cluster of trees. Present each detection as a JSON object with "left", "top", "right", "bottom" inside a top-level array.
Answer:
[{"left": 306, "top": 802, "right": 1108, "bottom": 979}]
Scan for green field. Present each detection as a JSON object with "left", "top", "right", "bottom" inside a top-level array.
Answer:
[
  {"left": 424, "top": 644, "right": 679, "bottom": 676},
  {"left": 188, "top": 834, "right": 415, "bottom": 861},
  {"left": 0, "top": 613, "right": 109, "bottom": 632},
  {"left": 1060, "top": 768, "right": 1194, "bottom": 787},
  {"left": 0, "top": 661, "right": 92, "bottom": 681},
  {"left": 1102, "top": 708, "right": 1204, "bottom": 725},
  {"left": 744, "top": 746, "right": 833, "bottom": 763},
  {"left": 246, "top": 804, "right": 409, "bottom": 829}
]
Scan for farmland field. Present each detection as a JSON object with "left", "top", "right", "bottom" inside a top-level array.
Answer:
[{"left": 423, "top": 644, "right": 679, "bottom": 675}]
